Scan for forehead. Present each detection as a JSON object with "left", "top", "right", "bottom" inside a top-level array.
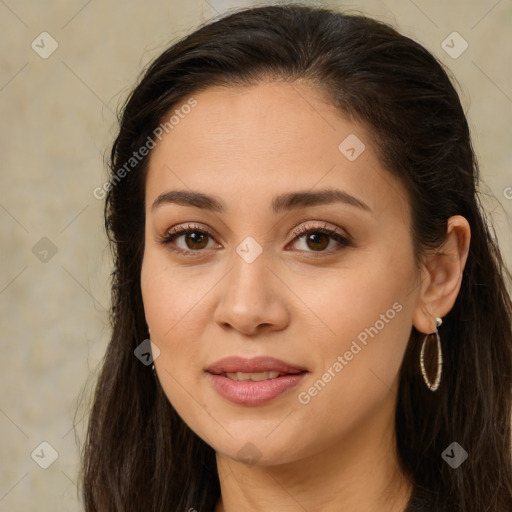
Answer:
[
  {"left": 156, "top": 81, "right": 348, "bottom": 155},
  {"left": 145, "top": 82, "right": 409, "bottom": 219}
]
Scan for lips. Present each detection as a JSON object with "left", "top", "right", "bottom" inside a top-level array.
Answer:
[
  {"left": 206, "top": 356, "right": 308, "bottom": 406},
  {"left": 206, "top": 356, "right": 307, "bottom": 376}
]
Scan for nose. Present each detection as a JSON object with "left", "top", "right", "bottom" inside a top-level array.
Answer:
[{"left": 213, "top": 252, "right": 290, "bottom": 336}]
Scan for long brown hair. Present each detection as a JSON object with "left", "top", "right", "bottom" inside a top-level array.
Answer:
[{"left": 79, "top": 4, "right": 512, "bottom": 511}]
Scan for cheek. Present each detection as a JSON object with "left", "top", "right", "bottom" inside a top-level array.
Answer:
[
  {"left": 141, "top": 247, "right": 210, "bottom": 338},
  {"left": 140, "top": 248, "right": 216, "bottom": 395},
  {"left": 299, "top": 248, "right": 415, "bottom": 404},
  {"left": 307, "top": 254, "right": 411, "bottom": 345}
]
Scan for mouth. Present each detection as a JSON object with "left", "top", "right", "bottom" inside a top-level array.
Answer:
[{"left": 205, "top": 356, "right": 308, "bottom": 406}]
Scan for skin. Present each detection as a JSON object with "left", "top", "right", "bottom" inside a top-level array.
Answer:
[{"left": 140, "top": 81, "right": 470, "bottom": 512}]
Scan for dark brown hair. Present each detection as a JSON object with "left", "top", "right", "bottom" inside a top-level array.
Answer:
[{"left": 80, "top": 4, "right": 512, "bottom": 511}]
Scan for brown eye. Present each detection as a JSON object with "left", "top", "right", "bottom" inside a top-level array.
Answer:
[
  {"left": 182, "top": 232, "right": 210, "bottom": 250},
  {"left": 158, "top": 222, "right": 351, "bottom": 256},
  {"left": 291, "top": 225, "right": 352, "bottom": 253},
  {"left": 303, "top": 232, "right": 330, "bottom": 251},
  {"left": 158, "top": 224, "right": 219, "bottom": 254}
]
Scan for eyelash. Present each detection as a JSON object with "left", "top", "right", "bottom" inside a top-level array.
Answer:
[{"left": 157, "top": 222, "right": 353, "bottom": 257}]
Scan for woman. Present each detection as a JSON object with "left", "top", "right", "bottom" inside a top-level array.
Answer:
[{"left": 80, "top": 4, "right": 512, "bottom": 511}]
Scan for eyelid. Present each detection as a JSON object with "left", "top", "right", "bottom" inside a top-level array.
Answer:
[
  {"left": 289, "top": 221, "right": 351, "bottom": 243},
  {"left": 165, "top": 222, "right": 215, "bottom": 239}
]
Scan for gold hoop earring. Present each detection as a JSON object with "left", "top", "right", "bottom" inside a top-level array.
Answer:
[{"left": 420, "top": 317, "right": 443, "bottom": 391}]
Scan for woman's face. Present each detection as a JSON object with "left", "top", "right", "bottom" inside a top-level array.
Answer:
[{"left": 141, "top": 81, "right": 423, "bottom": 465}]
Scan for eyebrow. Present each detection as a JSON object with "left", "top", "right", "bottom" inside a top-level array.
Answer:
[{"left": 151, "top": 188, "right": 372, "bottom": 214}]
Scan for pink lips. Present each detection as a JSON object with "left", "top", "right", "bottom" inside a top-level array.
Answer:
[{"left": 206, "top": 356, "right": 307, "bottom": 406}]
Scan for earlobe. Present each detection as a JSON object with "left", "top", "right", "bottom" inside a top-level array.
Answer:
[{"left": 412, "top": 215, "right": 471, "bottom": 334}]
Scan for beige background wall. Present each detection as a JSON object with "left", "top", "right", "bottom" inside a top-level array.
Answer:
[{"left": 0, "top": 1, "right": 510, "bottom": 510}]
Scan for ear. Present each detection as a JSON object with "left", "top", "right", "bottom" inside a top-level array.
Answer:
[{"left": 413, "top": 215, "right": 471, "bottom": 334}]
